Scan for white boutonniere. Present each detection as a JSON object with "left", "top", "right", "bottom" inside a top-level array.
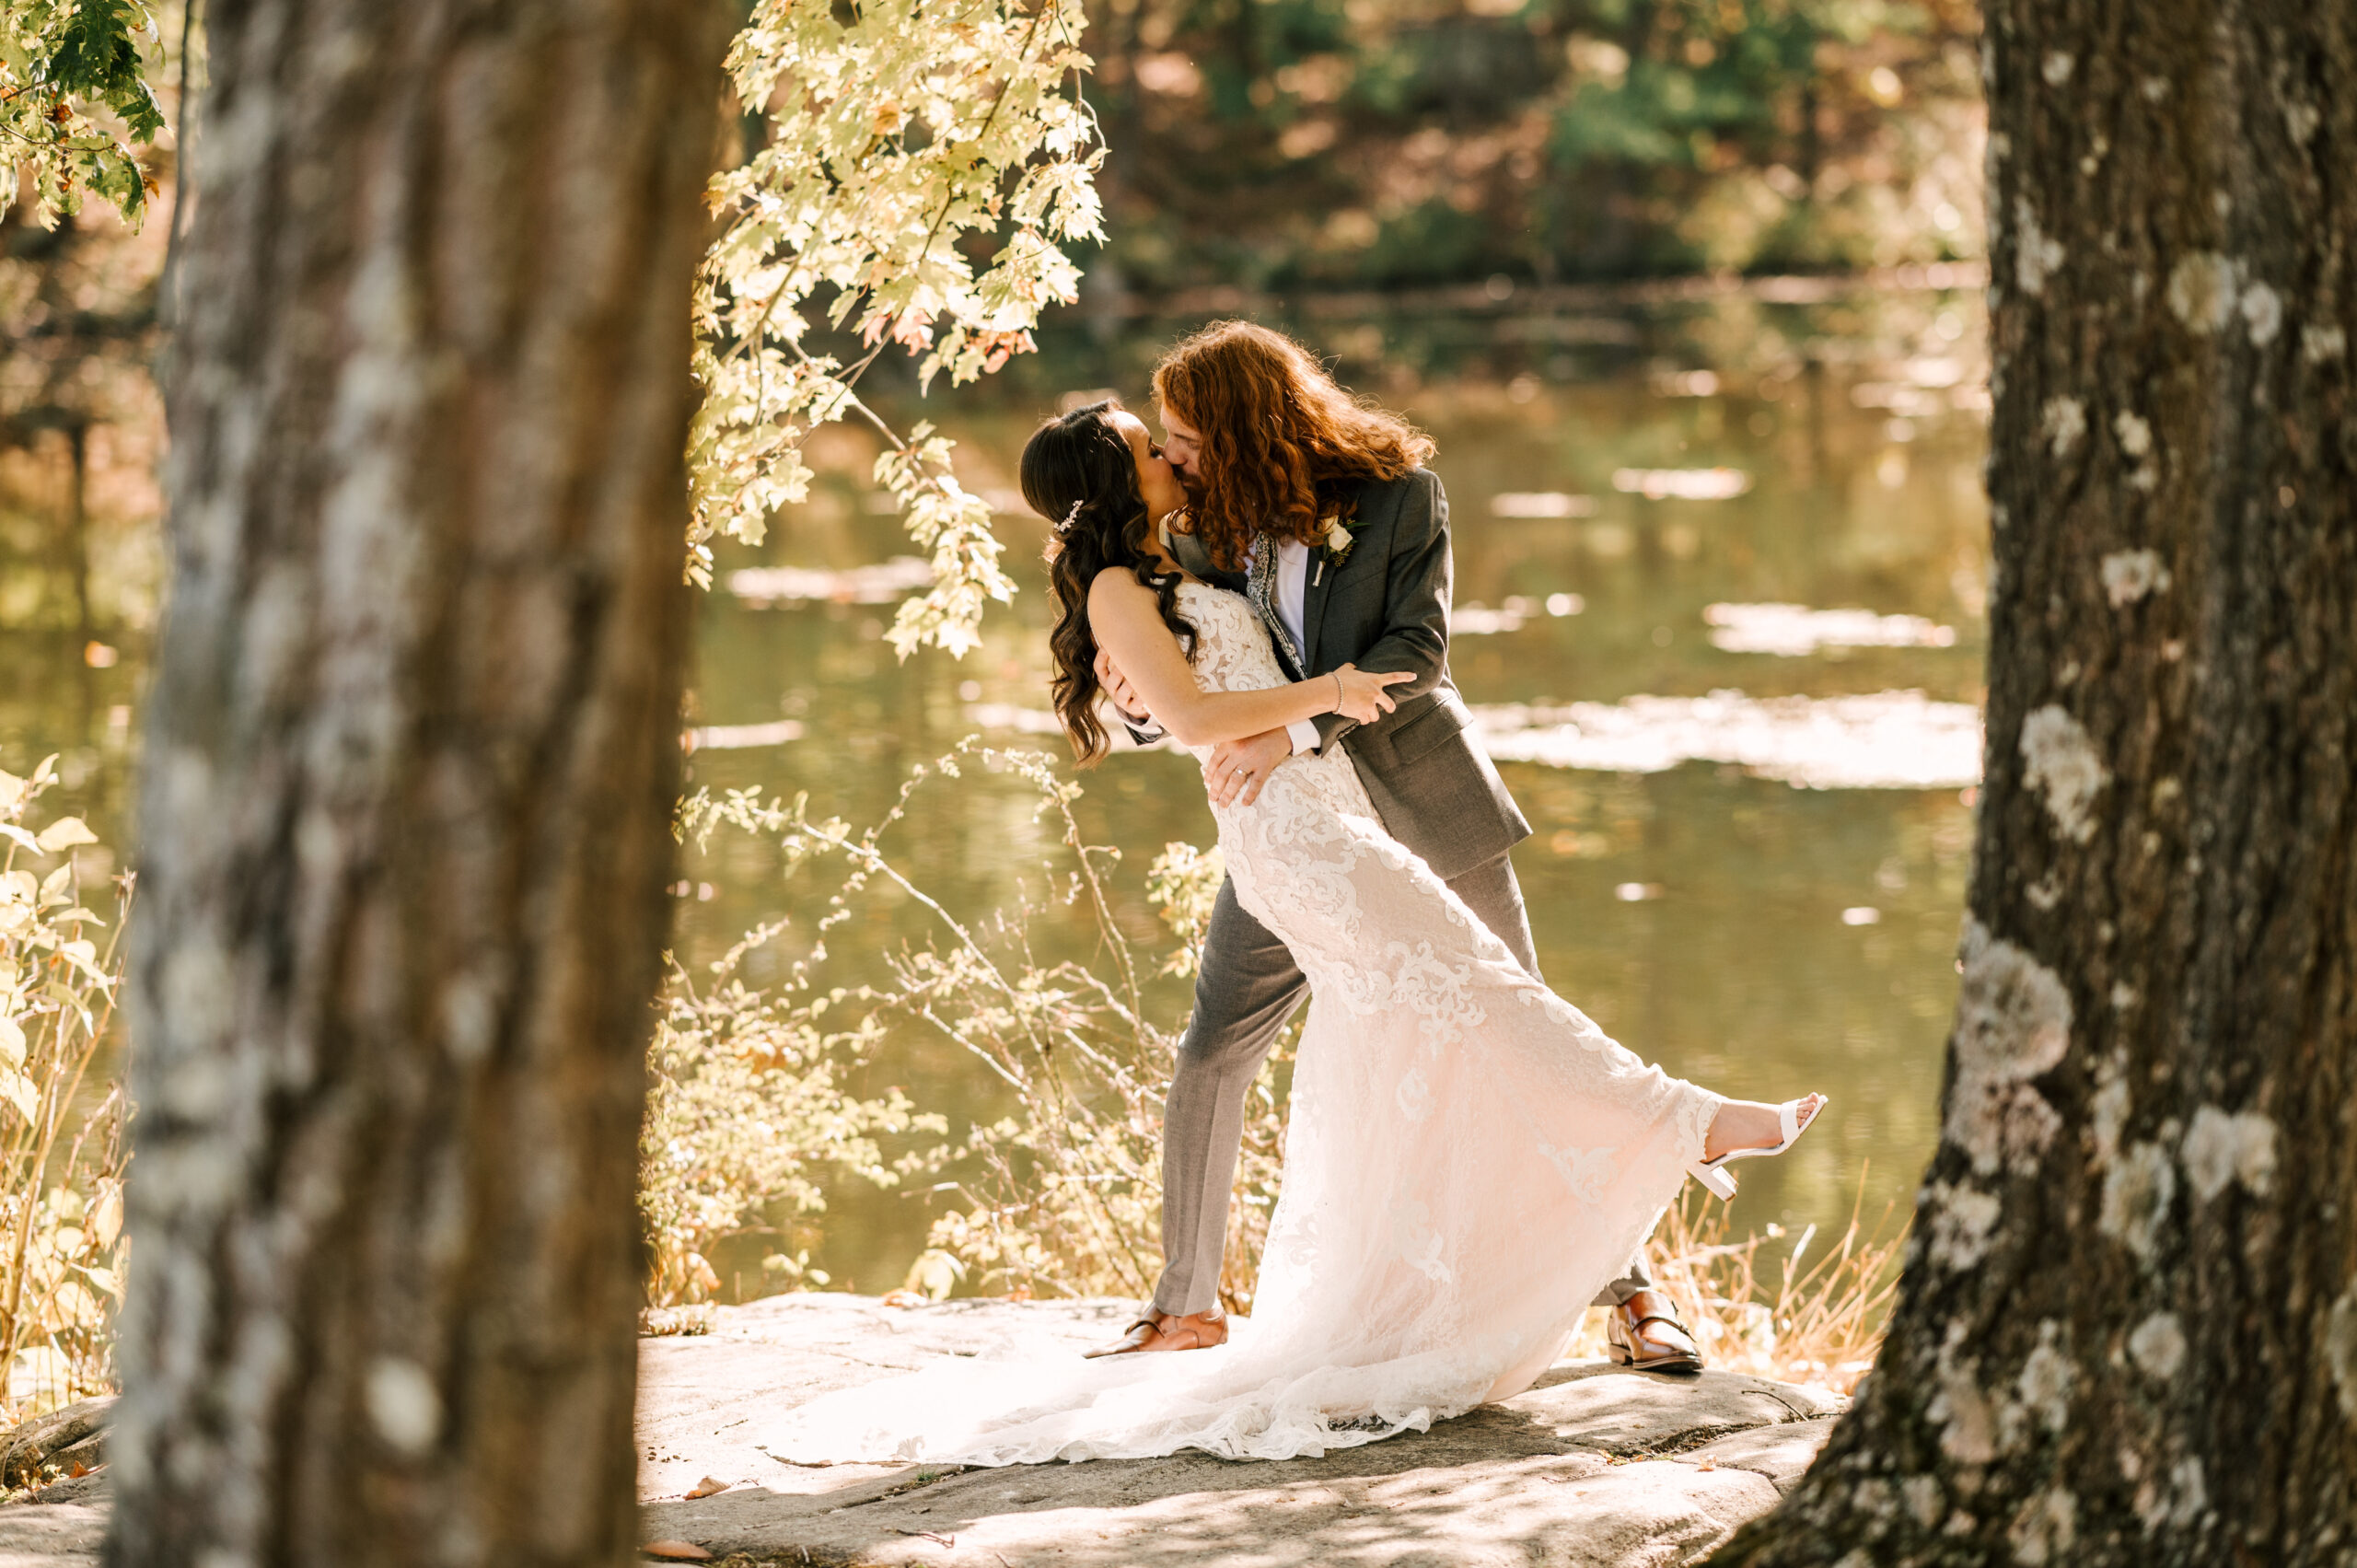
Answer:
[{"left": 1318, "top": 522, "right": 1355, "bottom": 575}]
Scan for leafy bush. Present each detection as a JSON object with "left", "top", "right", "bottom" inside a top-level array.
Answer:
[{"left": 0, "top": 756, "right": 127, "bottom": 1420}]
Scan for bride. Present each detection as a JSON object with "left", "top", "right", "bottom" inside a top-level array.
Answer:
[{"left": 761, "top": 404, "right": 1823, "bottom": 1467}]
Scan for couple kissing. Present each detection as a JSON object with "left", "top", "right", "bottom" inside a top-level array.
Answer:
[{"left": 766, "top": 321, "right": 1824, "bottom": 1466}]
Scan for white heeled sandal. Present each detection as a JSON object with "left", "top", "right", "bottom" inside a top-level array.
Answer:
[{"left": 1689, "top": 1095, "right": 1827, "bottom": 1202}]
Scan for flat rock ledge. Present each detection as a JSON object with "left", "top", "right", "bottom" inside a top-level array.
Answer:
[
  {"left": 637, "top": 1295, "right": 1845, "bottom": 1567},
  {"left": 0, "top": 1295, "right": 1846, "bottom": 1566}
]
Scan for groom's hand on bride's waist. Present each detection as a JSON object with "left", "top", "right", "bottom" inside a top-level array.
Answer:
[{"left": 1205, "top": 728, "right": 1294, "bottom": 807}]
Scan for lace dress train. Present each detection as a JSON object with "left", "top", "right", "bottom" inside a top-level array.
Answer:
[{"left": 761, "top": 582, "right": 1718, "bottom": 1464}]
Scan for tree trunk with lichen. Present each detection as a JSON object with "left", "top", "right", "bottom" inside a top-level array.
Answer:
[
  {"left": 109, "top": 2, "right": 727, "bottom": 1562},
  {"left": 1712, "top": 5, "right": 2357, "bottom": 1566}
]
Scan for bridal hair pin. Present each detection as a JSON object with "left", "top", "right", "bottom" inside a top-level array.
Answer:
[{"left": 1054, "top": 498, "right": 1085, "bottom": 537}]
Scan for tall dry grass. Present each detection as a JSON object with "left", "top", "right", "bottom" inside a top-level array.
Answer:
[{"left": 0, "top": 757, "right": 129, "bottom": 1421}]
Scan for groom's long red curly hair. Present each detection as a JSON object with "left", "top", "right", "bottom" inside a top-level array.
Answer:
[{"left": 1152, "top": 321, "right": 1434, "bottom": 573}]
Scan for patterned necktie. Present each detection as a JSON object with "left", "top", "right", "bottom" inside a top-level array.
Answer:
[{"left": 1244, "top": 531, "right": 1306, "bottom": 679}]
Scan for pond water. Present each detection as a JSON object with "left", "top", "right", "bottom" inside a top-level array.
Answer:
[{"left": 3, "top": 282, "right": 1991, "bottom": 1305}]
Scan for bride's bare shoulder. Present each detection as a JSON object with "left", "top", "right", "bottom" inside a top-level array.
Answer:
[
  {"left": 1089, "top": 565, "right": 1206, "bottom": 610},
  {"left": 1087, "top": 565, "right": 1155, "bottom": 609}
]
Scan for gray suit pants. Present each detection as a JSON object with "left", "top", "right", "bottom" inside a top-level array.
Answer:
[{"left": 1152, "top": 848, "right": 1655, "bottom": 1316}]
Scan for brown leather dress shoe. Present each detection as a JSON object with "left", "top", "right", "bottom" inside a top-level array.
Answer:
[
  {"left": 1606, "top": 1288, "right": 1704, "bottom": 1374},
  {"left": 1082, "top": 1307, "right": 1229, "bottom": 1358}
]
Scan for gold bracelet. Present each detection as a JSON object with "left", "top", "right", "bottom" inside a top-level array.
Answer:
[{"left": 1331, "top": 671, "right": 1343, "bottom": 712}]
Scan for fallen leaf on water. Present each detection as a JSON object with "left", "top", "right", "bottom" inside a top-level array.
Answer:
[
  {"left": 684, "top": 1476, "right": 733, "bottom": 1499},
  {"left": 641, "top": 1541, "right": 714, "bottom": 1562}
]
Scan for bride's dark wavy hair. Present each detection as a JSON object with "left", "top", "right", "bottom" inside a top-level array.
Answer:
[{"left": 1021, "top": 400, "right": 1196, "bottom": 766}]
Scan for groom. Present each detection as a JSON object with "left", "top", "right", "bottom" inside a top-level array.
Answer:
[{"left": 1088, "top": 321, "right": 1705, "bottom": 1374}]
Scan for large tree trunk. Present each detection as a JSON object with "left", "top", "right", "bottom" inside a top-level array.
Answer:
[
  {"left": 111, "top": 2, "right": 727, "bottom": 1562},
  {"left": 1715, "top": 3, "right": 2357, "bottom": 1565},
  {"left": 1713, "top": 4, "right": 2357, "bottom": 1563}
]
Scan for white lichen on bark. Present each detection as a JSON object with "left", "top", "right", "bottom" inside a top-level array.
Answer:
[
  {"left": 2014, "top": 199, "right": 2066, "bottom": 296},
  {"left": 2136, "top": 1457, "right": 2209, "bottom": 1532},
  {"left": 2328, "top": 1283, "right": 2357, "bottom": 1422},
  {"left": 2180, "top": 1105, "right": 2277, "bottom": 1200},
  {"left": 1946, "top": 920, "right": 2072, "bottom": 1174},
  {"left": 2019, "top": 704, "right": 2107, "bottom": 842},
  {"left": 2013, "top": 1323, "right": 2074, "bottom": 1434},
  {"left": 2128, "top": 1311, "right": 2188, "bottom": 1381},
  {"left": 1901, "top": 1474, "right": 1944, "bottom": 1529},
  {"left": 2041, "top": 396, "right": 2086, "bottom": 457},
  {"left": 2008, "top": 1487, "right": 2079, "bottom": 1565},
  {"left": 365, "top": 1357, "right": 442, "bottom": 1457},
  {"left": 2091, "top": 1069, "right": 2131, "bottom": 1163},
  {"left": 2113, "top": 409, "right": 2160, "bottom": 491},
  {"left": 2165, "top": 252, "right": 2236, "bottom": 334},
  {"left": 2100, "top": 1140, "right": 2177, "bottom": 1262},
  {"left": 1927, "top": 1179, "right": 2004, "bottom": 1269},
  {"left": 2239, "top": 281, "right": 2282, "bottom": 346},
  {"left": 1930, "top": 1323, "right": 2003, "bottom": 1464},
  {"left": 2102, "top": 550, "right": 2171, "bottom": 607}
]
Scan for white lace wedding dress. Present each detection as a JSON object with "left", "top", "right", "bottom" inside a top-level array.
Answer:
[{"left": 761, "top": 582, "right": 1719, "bottom": 1465}]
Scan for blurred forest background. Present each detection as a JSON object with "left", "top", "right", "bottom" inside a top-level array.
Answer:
[{"left": 1074, "top": 0, "right": 1980, "bottom": 296}]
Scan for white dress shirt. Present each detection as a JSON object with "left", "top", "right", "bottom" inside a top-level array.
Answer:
[{"left": 1273, "top": 538, "right": 1322, "bottom": 756}]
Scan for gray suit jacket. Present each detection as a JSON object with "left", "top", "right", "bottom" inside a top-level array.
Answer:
[{"left": 1168, "top": 469, "right": 1529, "bottom": 882}]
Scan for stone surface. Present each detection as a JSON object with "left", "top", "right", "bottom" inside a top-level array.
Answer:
[
  {"left": 0, "top": 1295, "right": 1845, "bottom": 1565},
  {"left": 636, "top": 1295, "right": 1846, "bottom": 1565},
  {"left": 0, "top": 1503, "right": 102, "bottom": 1566},
  {"left": 0, "top": 1402, "right": 110, "bottom": 1493}
]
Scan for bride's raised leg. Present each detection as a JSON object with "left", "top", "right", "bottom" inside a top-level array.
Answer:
[{"left": 1689, "top": 1093, "right": 1828, "bottom": 1200}]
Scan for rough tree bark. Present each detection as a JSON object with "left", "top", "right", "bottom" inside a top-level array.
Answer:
[
  {"left": 111, "top": 2, "right": 728, "bottom": 1562},
  {"left": 1714, "top": 6, "right": 2356, "bottom": 1565}
]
